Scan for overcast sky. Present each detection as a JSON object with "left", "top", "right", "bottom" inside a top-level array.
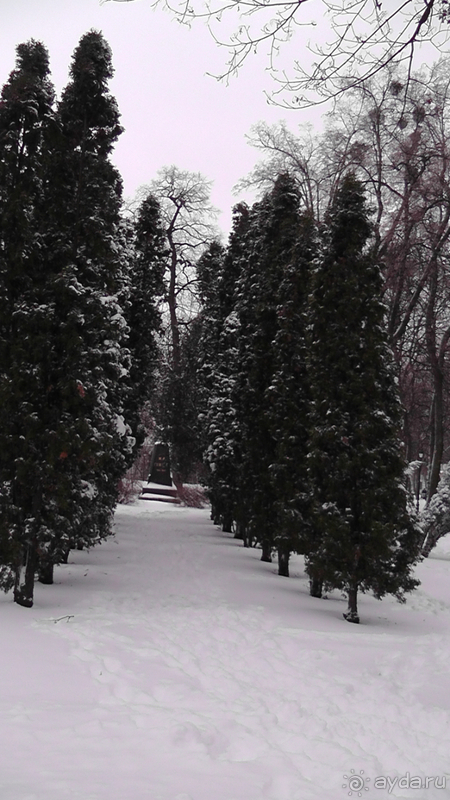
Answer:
[
  {"left": 2, "top": 0, "right": 444, "bottom": 236},
  {"left": 0, "top": 0, "right": 330, "bottom": 235}
]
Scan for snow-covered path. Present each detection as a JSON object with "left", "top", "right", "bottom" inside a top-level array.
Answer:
[{"left": 1, "top": 501, "right": 450, "bottom": 800}]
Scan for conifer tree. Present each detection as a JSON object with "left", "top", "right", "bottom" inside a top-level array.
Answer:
[
  {"left": 125, "top": 192, "right": 166, "bottom": 451},
  {"left": 265, "top": 199, "right": 316, "bottom": 576},
  {"left": 42, "top": 30, "right": 131, "bottom": 565},
  {"left": 307, "top": 173, "right": 421, "bottom": 623},
  {"left": 0, "top": 32, "right": 130, "bottom": 605},
  {"left": 198, "top": 239, "right": 237, "bottom": 527},
  {"left": 233, "top": 175, "right": 313, "bottom": 566},
  {"left": 200, "top": 208, "right": 249, "bottom": 532},
  {"left": 0, "top": 40, "right": 58, "bottom": 604}
]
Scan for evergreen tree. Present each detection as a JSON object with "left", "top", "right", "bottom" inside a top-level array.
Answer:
[
  {"left": 233, "top": 175, "right": 313, "bottom": 566},
  {"left": 43, "top": 30, "right": 131, "bottom": 566},
  {"left": 420, "top": 463, "right": 450, "bottom": 557},
  {"left": 174, "top": 316, "right": 209, "bottom": 481},
  {"left": 265, "top": 200, "right": 316, "bottom": 576},
  {"left": 125, "top": 192, "right": 166, "bottom": 452},
  {"left": 0, "top": 40, "right": 59, "bottom": 603},
  {"left": 0, "top": 32, "right": 130, "bottom": 606},
  {"left": 307, "top": 173, "right": 421, "bottom": 623},
  {"left": 200, "top": 208, "right": 250, "bottom": 533}
]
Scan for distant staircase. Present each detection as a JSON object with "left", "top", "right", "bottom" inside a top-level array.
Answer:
[{"left": 140, "top": 481, "right": 180, "bottom": 504}]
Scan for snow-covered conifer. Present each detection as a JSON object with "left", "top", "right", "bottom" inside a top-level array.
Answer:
[
  {"left": 200, "top": 208, "right": 249, "bottom": 532},
  {"left": 0, "top": 40, "right": 59, "bottom": 604},
  {"left": 43, "top": 31, "right": 131, "bottom": 563},
  {"left": 234, "top": 175, "right": 312, "bottom": 564},
  {"left": 265, "top": 185, "right": 316, "bottom": 576},
  {"left": 307, "top": 173, "right": 421, "bottom": 622},
  {"left": 125, "top": 192, "right": 166, "bottom": 451},
  {"left": 0, "top": 32, "right": 131, "bottom": 601},
  {"left": 421, "top": 463, "right": 450, "bottom": 557}
]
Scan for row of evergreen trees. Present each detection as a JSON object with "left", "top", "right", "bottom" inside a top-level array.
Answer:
[
  {"left": 195, "top": 174, "right": 422, "bottom": 622},
  {"left": 0, "top": 32, "right": 422, "bottom": 620},
  {"left": 0, "top": 33, "right": 165, "bottom": 606}
]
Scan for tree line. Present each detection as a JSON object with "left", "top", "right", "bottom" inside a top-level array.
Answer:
[
  {"left": 0, "top": 30, "right": 221, "bottom": 608},
  {"left": 0, "top": 32, "right": 168, "bottom": 607},
  {"left": 190, "top": 173, "right": 421, "bottom": 623},
  {"left": 0, "top": 31, "right": 446, "bottom": 618}
]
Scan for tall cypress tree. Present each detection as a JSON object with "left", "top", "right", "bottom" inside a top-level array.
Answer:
[
  {"left": 43, "top": 30, "right": 131, "bottom": 561},
  {"left": 201, "top": 207, "right": 250, "bottom": 533},
  {"left": 266, "top": 199, "right": 316, "bottom": 576},
  {"left": 307, "top": 174, "right": 421, "bottom": 623},
  {"left": 125, "top": 192, "right": 166, "bottom": 452},
  {"left": 233, "top": 175, "right": 312, "bottom": 565},
  {"left": 0, "top": 32, "right": 131, "bottom": 605},
  {"left": 0, "top": 40, "right": 58, "bottom": 604}
]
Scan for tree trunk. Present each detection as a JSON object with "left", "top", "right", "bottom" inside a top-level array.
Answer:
[
  {"left": 309, "top": 576, "right": 323, "bottom": 598},
  {"left": 234, "top": 522, "right": 244, "bottom": 540},
  {"left": 243, "top": 532, "right": 252, "bottom": 547},
  {"left": 236, "top": 521, "right": 252, "bottom": 547},
  {"left": 211, "top": 505, "right": 221, "bottom": 526},
  {"left": 277, "top": 547, "right": 290, "bottom": 577},
  {"left": 260, "top": 539, "right": 272, "bottom": 562},
  {"left": 344, "top": 581, "right": 360, "bottom": 623},
  {"left": 38, "top": 559, "right": 54, "bottom": 585},
  {"left": 14, "top": 543, "right": 37, "bottom": 608},
  {"left": 222, "top": 513, "right": 233, "bottom": 533}
]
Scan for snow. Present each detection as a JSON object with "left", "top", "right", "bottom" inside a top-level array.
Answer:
[{"left": 1, "top": 500, "right": 450, "bottom": 800}]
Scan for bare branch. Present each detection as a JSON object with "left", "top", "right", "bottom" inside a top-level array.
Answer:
[{"left": 106, "top": 0, "right": 450, "bottom": 105}]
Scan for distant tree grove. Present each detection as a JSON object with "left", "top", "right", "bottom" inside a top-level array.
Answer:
[{"left": 0, "top": 32, "right": 444, "bottom": 621}]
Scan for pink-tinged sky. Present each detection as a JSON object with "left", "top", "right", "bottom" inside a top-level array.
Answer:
[
  {"left": 0, "top": 0, "right": 324, "bottom": 234},
  {"left": 1, "top": 0, "right": 441, "bottom": 234}
]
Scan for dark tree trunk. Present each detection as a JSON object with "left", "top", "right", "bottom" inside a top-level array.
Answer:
[
  {"left": 222, "top": 513, "right": 233, "bottom": 533},
  {"left": 76, "top": 541, "right": 84, "bottom": 550},
  {"left": 309, "top": 576, "right": 323, "bottom": 598},
  {"left": 211, "top": 505, "right": 221, "bottom": 526},
  {"left": 236, "top": 521, "right": 252, "bottom": 547},
  {"left": 277, "top": 547, "right": 290, "bottom": 577},
  {"left": 14, "top": 543, "right": 37, "bottom": 608},
  {"left": 260, "top": 539, "right": 272, "bottom": 562},
  {"left": 234, "top": 521, "right": 244, "bottom": 540},
  {"left": 344, "top": 581, "right": 360, "bottom": 623},
  {"left": 38, "top": 559, "right": 54, "bottom": 585}
]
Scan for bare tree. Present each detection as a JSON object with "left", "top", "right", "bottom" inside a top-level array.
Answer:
[
  {"left": 106, "top": 0, "right": 450, "bottom": 106},
  {"left": 137, "top": 165, "right": 220, "bottom": 479},
  {"left": 142, "top": 165, "right": 219, "bottom": 369}
]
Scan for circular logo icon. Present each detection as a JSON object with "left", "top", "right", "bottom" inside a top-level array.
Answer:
[{"left": 342, "top": 770, "right": 370, "bottom": 796}]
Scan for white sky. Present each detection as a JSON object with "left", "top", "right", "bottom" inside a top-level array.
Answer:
[
  {"left": 1, "top": 0, "right": 445, "bottom": 236},
  {"left": 0, "top": 0, "right": 328, "bottom": 236}
]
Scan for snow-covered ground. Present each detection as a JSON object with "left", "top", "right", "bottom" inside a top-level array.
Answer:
[{"left": 1, "top": 500, "right": 450, "bottom": 800}]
